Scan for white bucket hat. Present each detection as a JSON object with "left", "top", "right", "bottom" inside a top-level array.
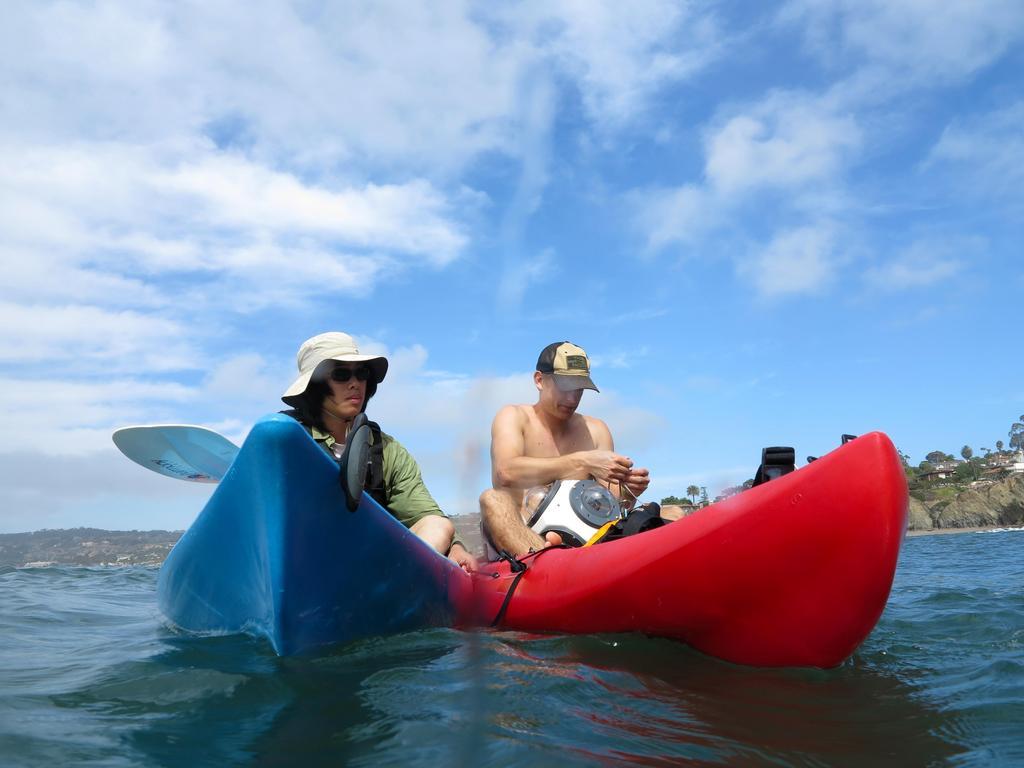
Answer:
[{"left": 281, "top": 332, "right": 388, "bottom": 406}]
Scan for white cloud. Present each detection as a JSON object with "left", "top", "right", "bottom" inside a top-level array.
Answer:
[
  {"left": 0, "top": 0, "right": 728, "bottom": 355},
  {"left": 630, "top": 184, "right": 717, "bottom": 252},
  {"left": 368, "top": 347, "right": 532, "bottom": 435},
  {"left": 629, "top": 86, "right": 862, "bottom": 254},
  {"left": 156, "top": 157, "right": 468, "bottom": 263},
  {"left": 0, "top": 142, "right": 470, "bottom": 314},
  {"left": 589, "top": 347, "right": 650, "bottom": 370},
  {"left": 704, "top": 92, "right": 862, "bottom": 196},
  {"left": 737, "top": 225, "right": 838, "bottom": 298},
  {"left": 863, "top": 242, "right": 966, "bottom": 291},
  {"left": 0, "top": 302, "right": 196, "bottom": 372},
  {"left": 202, "top": 353, "right": 288, "bottom": 410},
  {"left": 0, "top": 1, "right": 522, "bottom": 171},
  {"left": 0, "top": 376, "right": 197, "bottom": 456},
  {"left": 627, "top": 4, "right": 1018, "bottom": 300},
  {"left": 1, "top": 1, "right": 718, "bottom": 169},
  {"left": 927, "top": 101, "right": 1024, "bottom": 203},
  {"left": 781, "top": 0, "right": 1024, "bottom": 84},
  {"left": 1, "top": 142, "right": 468, "bottom": 259},
  {"left": 585, "top": 392, "right": 666, "bottom": 455},
  {"left": 519, "top": 0, "right": 723, "bottom": 126},
  {"left": 497, "top": 248, "right": 558, "bottom": 310}
]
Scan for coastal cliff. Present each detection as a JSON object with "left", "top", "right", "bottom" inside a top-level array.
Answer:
[{"left": 908, "top": 474, "right": 1024, "bottom": 531}]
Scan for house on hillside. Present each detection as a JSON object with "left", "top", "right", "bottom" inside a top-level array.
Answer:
[
  {"left": 673, "top": 499, "right": 698, "bottom": 515},
  {"left": 981, "top": 451, "right": 1024, "bottom": 477},
  {"left": 918, "top": 460, "right": 961, "bottom": 483}
]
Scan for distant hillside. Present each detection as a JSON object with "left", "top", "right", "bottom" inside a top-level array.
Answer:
[
  {"left": 0, "top": 528, "right": 182, "bottom": 568},
  {"left": 1, "top": 517, "right": 486, "bottom": 569}
]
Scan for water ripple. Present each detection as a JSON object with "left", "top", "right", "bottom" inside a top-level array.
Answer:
[{"left": 0, "top": 532, "right": 1022, "bottom": 766}]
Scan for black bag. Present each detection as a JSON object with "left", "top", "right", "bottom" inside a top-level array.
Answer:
[{"left": 589, "top": 503, "right": 665, "bottom": 545}]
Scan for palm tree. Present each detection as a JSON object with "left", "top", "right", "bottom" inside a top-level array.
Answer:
[{"left": 686, "top": 485, "right": 700, "bottom": 504}]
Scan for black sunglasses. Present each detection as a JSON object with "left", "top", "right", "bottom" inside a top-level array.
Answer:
[{"left": 329, "top": 365, "right": 372, "bottom": 383}]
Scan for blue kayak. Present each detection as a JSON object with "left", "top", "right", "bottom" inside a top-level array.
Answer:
[{"left": 157, "top": 414, "right": 473, "bottom": 655}]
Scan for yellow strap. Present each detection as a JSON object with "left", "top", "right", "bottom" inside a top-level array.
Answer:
[{"left": 584, "top": 521, "right": 617, "bottom": 547}]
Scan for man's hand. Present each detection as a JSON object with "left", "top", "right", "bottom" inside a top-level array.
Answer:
[
  {"left": 624, "top": 467, "right": 650, "bottom": 497},
  {"left": 581, "top": 450, "right": 633, "bottom": 484},
  {"left": 448, "top": 543, "right": 479, "bottom": 573}
]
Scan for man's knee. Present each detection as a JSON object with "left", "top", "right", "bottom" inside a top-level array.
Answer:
[
  {"left": 479, "top": 488, "right": 514, "bottom": 515},
  {"left": 479, "top": 488, "right": 499, "bottom": 509}
]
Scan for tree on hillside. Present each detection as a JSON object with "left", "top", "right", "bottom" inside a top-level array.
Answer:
[
  {"left": 686, "top": 485, "right": 700, "bottom": 503},
  {"left": 955, "top": 462, "right": 975, "bottom": 483},
  {"left": 661, "top": 495, "right": 687, "bottom": 506},
  {"left": 700, "top": 487, "right": 709, "bottom": 504},
  {"left": 961, "top": 445, "right": 973, "bottom": 461},
  {"left": 925, "top": 450, "right": 949, "bottom": 465},
  {"left": 1011, "top": 419, "right": 1024, "bottom": 453},
  {"left": 996, "top": 440, "right": 1004, "bottom": 452}
]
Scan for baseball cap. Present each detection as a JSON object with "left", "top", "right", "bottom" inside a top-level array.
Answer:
[{"left": 536, "top": 341, "right": 599, "bottom": 392}]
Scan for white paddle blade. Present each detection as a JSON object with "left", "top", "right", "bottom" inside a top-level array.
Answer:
[{"left": 112, "top": 425, "right": 240, "bottom": 483}]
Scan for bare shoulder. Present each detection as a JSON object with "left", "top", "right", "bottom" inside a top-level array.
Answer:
[
  {"left": 492, "top": 403, "right": 530, "bottom": 433},
  {"left": 581, "top": 413, "right": 614, "bottom": 447}
]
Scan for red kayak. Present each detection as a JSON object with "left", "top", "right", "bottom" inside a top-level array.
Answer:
[{"left": 465, "top": 431, "right": 908, "bottom": 668}]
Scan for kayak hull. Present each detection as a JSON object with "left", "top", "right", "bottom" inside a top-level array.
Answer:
[
  {"left": 157, "top": 414, "right": 472, "bottom": 655},
  {"left": 470, "top": 431, "right": 908, "bottom": 668},
  {"left": 158, "top": 416, "right": 907, "bottom": 667}
]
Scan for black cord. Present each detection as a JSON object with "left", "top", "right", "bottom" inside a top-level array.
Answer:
[{"left": 489, "top": 546, "right": 569, "bottom": 627}]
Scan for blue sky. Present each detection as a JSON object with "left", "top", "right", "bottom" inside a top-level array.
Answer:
[{"left": 1, "top": 0, "right": 1022, "bottom": 534}]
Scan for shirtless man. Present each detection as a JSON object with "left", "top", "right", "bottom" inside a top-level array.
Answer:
[{"left": 480, "top": 341, "right": 676, "bottom": 558}]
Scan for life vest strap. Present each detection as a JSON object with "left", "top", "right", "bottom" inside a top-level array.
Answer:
[{"left": 280, "top": 409, "right": 389, "bottom": 508}]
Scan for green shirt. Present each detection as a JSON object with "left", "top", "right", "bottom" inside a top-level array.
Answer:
[{"left": 308, "top": 425, "right": 448, "bottom": 530}]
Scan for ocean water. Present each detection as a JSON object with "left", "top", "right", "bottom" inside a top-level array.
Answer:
[{"left": 1, "top": 531, "right": 1021, "bottom": 767}]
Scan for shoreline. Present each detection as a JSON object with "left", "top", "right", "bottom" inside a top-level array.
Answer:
[{"left": 906, "top": 525, "right": 1024, "bottom": 538}]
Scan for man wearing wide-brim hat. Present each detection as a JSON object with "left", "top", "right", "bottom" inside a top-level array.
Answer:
[{"left": 281, "top": 331, "right": 477, "bottom": 572}]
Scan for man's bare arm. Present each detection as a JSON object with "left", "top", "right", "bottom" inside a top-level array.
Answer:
[
  {"left": 490, "top": 406, "right": 580, "bottom": 488},
  {"left": 491, "top": 407, "right": 633, "bottom": 489},
  {"left": 584, "top": 417, "right": 651, "bottom": 505}
]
